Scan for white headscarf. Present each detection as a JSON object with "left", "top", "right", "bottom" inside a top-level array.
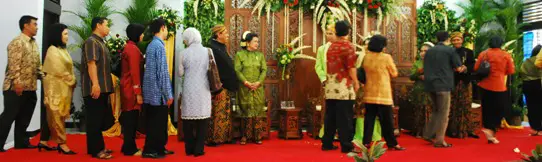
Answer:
[{"left": 182, "top": 27, "right": 202, "bottom": 46}]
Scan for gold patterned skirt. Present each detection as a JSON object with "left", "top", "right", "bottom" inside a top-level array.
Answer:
[{"left": 207, "top": 90, "right": 233, "bottom": 144}]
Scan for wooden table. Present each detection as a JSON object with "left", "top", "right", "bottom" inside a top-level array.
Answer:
[{"left": 278, "top": 108, "right": 303, "bottom": 139}]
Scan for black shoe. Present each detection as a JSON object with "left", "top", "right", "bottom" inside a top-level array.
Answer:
[
  {"left": 321, "top": 145, "right": 339, "bottom": 151},
  {"left": 37, "top": 143, "right": 56, "bottom": 152},
  {"left": 468, "top": 133, "right": 480, "bottom": 139},
  {"left": 194, "top": 152, "right": 205, "bottom": 157},
  {"left": 57, "top": 145, "right": 77, "bottom": 155},
  {"left": 142, "top": 153, "right": 165, "bottom": 159},
  {"left": 186, "top": 152, "right": 194, "bottom": 156},
  {"left": 341, "top": 148, "right": 354, "bottom": 153},
  {"left": 206, "top": 142, "right": 219, "bottom": 147},
  {"left": 164, "top": 150, "right": 174, "bottom": 155},
  {"left": 15, "top": 144, "right": 37, "bottom": 149},
  {"left": 0, "top": 148, "right": 6, "bottom": 152}
]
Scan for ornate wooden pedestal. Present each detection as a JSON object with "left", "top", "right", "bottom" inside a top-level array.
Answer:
[
  {"left": 393, "top": 106, "right": 400, "bottom": 136},
  {"left": 279, "top": 109, "right": 303, "bottom": 139}
]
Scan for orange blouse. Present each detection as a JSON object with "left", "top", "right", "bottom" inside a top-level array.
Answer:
[
  {"left": 362, "top": 52, "right": 398, "bottom": 105},
  {"left": 474, "top": 48, "right": 515, "bottom": 92}
]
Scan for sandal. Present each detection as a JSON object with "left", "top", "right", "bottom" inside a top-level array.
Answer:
[
  {"left": 389, "top": 145, "right": 406, "bottom": 151},
  {"left": 94, "top": 151, "right": 113, "bottom": 159},
  {"left": 530, "top": 131, "right": 542, "bottom": 136},
  {"left": 240, "top": 137, "right": 247, "bottom": 145},
  {"left": 255, "top": 140, "right": 263, "bottom": 145},
  {"left": 433, "top": 143, "right": 452, "bottom": 148}
]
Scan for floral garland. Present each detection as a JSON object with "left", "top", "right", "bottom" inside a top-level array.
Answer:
[
  {"left": 156, "top": 6, "right": 182, "bottom": 38},
  {"left": 417, "top": 0, "right": 459, "bottom": 49},
  {"left": 275, "top": 34, "right": 312, "bottom": 80}
]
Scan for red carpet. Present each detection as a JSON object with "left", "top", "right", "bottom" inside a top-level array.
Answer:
[{"left": 0, "top": 129, "right": 540, "bottom": 162}]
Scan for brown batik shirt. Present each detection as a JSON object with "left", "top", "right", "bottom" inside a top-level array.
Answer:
[
  {"left": 81, "top": 34, "right": 113, "bottom": 97},
  {"left": 3, "top": 33, "right": 42, "bottom": 91}
]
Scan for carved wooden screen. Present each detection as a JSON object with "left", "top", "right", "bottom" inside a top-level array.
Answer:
[{"left": 225, "top": 0, "right": 283, "bottom": 134}]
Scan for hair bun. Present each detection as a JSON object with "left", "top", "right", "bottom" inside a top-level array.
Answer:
[{"left": 242, "top": 31, "right": 251, "bottom": 41}]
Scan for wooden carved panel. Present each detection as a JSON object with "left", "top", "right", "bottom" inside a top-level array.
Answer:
[
  {"left": 229, "top": 14, "right": 244, "bottom": 57},
  {"left": 400, "top": 7, "right": 414, "bottom": 63}
]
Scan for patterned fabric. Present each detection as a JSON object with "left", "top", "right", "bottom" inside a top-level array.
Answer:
[
  {"left": 43, "top": 46, "right": 75, "bottom": 144},
  {"left": 179, "top": 42, "right": 211, "bottom": 120},
  {"left": 324, "top": 40, "right": 357, "bottom": 100},
  {"left": 240, "top": 118, "right": 264, "bottom": 142},
  {"left": 409, "top": 60, "right": 432, "bottom": 136},
  {"left": 362, "top": 52, "right": 398, "bottom": 105},
  {"left": 207, "top": 90, "right": 232, "bottom": 144},
  {"left": 120, "top": 41, "right": 143, "bottom": 111},
  {"left": 81, "top": 34, "right": 113, "bottom": 97},
  {"left": 447, "top": 80, "right": 474, "bottom": 138},
  {"left": 234, "top": 50, "right": 267, "bottom": 118},
  {"left": 3, "top": 33, "right": 41, "bottom": 91},
  {"left": 143, "top": 36, "right": 173, "bottom": 106}
]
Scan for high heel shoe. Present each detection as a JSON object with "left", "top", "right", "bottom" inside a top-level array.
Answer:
[
  {"left": 487, "top": 138, "right": 500, "bottom": 144},
  {"left": 37, "top": 143, "right": 56, "bottom": 152},
  {"left": 57, "top": 144, "right": 77, "bottom": 155}
]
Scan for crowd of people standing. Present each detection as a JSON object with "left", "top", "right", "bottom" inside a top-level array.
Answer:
[{"left": 0, "top": 14, "right": 541, "bottom": 160}]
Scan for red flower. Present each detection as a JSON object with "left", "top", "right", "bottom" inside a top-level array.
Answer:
[
  {"left": 283, "top": 0, "right": 288, "bottom": 3},
  {"left": 293, "top": 0, "right": 298, "bottom": 5},
  {"left": 367, "top": 0, "right": 373, "bottom": 4},
  {"left": 377, "top": 2, "right": 382, "bottom": 6},
  {"left": 117, "top": 50, "right": 121, "bottom": 53},
  {"left": 289, "top": 47, "right": 293, "bottom": 51},
  {"left": 368, "top": 5, "right": 373, "bottom": 9}
]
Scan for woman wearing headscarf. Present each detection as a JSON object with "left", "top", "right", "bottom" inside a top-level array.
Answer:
[
  {"left": 234, "top": 31, "right": 267, "bottom": 145},
  {"left": 206, "top": 24, "right": 239, "bottom": 146},
  {"left": 520, "top": 45, "right": 542, "bottom": 136},
  {"left": 448, "top": 32, "right": 477, "bottom": 138},
  {"left": 41, "top": 23, "right": 76, "bottom": 154},
  {"left": 119, "top": 23, "right": 145, "bottom": 156},
  {"left": 362, "top": 35, "right": 405, "bottom": 151},
  {"left": 179, "top": 28, "right": 212, "bottom": 156},
  {"left": 409, "top": 42, "right": 434, "bottom": 138},
  {"left": 474, "top": 36, "right": 515, "bottom": 144}
]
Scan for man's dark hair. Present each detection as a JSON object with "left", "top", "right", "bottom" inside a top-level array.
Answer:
[
  {"left": 91, "top": 17, "right": 108, "bottom": 31},
  {"left": 126, "top": 23, "right": 145, "bottom": 43},
  {"left": 532, "top": 45, "right": 542, "bottom": 58},
  {"left": 335, "top": 20, "right": 351, "bottom": 37},
  {"left": 488, "top": 36, "right": 504, "bottom": 48},
  {"left": 368, "top": 35, "right": 388, "bottom": 53},
  {"left": 49, "top": 23, "right": 68, "bottom": 48},
  {"left": 436, "top": 31, "right": 449, "bottom": 42},
  {"left": 149, "top": 18, "right": 166, "bottom": 34},
  {"left": 19, "top": 15, "right": 38, "bottom": 31}
]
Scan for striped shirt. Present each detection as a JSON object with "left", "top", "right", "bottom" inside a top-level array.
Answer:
[
  {"left": 81, "top": 34, "right": 113, "bottom": 97},
  {"left": 143, "top": 36, "right": 173, "bottom": 106}
]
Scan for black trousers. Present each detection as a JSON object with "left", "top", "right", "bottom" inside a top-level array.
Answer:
[
  {"left": 480, "top": 88, "right": 507, "bottom": 133},
  {"left": 523, "top": 80, "right": 542, "bottom": 131},
  {"left": 143, "top": 105, "right": 168, "bottom": 155},
  {"left": 0, "top": 91, "right": 36, "bottom": 148},
  {"left": 363, "top": 104, "right": 398, "bottom": 147},
  {"left": 40, "top": 102, "right": 51, "bottom": 142},
  {"left": 182, "top": 119, "right": 209, "bottom": 155},
  {"left": 84, "top": 94, "right": 109, "bottom": 156},
  {"left": 322, "top": 99, "right": 354, "bottom": 152},
  {"left": 120, "top": 109, "right": 140, "bottom": 155}
]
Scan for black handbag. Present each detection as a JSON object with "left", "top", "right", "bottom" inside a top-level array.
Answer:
[
  {"left": 476, "top": 51, "right": 491, "bottom": 79},
  {"left": 357, "top": 59, "right": 366, "bottom": 84}
]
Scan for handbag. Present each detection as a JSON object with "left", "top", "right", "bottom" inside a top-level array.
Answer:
[
  {"left": 207, "top": 48, "right": 223, "bottom": 94},
  {"left": 357, "top": 59, "right": 366, "bottom": 84},
  {"left": 476, "top": 51, "right": 491, "bottom": 79}
]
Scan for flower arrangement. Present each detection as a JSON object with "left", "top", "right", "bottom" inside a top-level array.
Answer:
[
  {"left": 513, "top": 144, "right": 542, "bottom": 162},
  {"left": 239, "top": 0, "right": 282, "bottom": 22},
  {"left": 275, "top": 34, "right": 313, "bottom": 80},
  {"left": 156, "top": 6, "right": 182, "bottom": 38},
  {"left": 453, "top": 18, "right": 477, "bottom": 44},
  {"left": 347, "top": 140, "right": 387, "bottom": 162},
  {"left": 107, "top": 34, "right": 127, "bottom": 57},
  {"left": 191, "top": 0, "right": 222, "bottom": 18}
]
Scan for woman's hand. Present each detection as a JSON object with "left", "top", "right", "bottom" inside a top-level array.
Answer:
[
  {"left": 353, "top": 80, "right": 360, "bottom": 92},
  {"left": 136, "top": 95, "right": 143, "bottom": 105}
]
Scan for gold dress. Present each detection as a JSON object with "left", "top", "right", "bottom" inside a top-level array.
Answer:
[{"left": 43, "top": 46, "right": 75, "bottom": 144}]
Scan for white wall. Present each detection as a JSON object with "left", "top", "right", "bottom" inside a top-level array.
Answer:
[
  {"left": 60, "top": 0, "right": 185, "bottom": 118},
  {"left": 417, "top": 0, "right": 469, "bottom": 17},
  {"left": 0, "top": 0, "right": 44, "bottom": 149}
]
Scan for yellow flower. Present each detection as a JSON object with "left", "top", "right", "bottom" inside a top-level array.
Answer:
[{"left": 437, "top": 4, "right": 444, "bottom": 10}]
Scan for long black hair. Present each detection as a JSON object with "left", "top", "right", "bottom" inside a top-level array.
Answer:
[
  {"left": 126, "top": 23, "right": 145, "bottom": 43},
  {"left": 532, "top": 45, "right": 542, "bottom": 58},
  {"left": 49, "top": 23, "right": 68, "bottom": 48}
]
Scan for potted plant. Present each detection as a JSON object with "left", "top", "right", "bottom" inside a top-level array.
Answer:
[
  {"left": 71, "top": 104, "right": 86, "bottom": 132},
  {"left": 347, "top": 140, "right": 386, "bottom": 162},
  {"left": 514, "top": 144, "right": 542, "bottom": 162}
]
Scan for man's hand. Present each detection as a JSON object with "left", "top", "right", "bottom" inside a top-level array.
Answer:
[
  {"left": 91, "top": 84, "right": 101, "bottom": 99},
  {"left": 14, "top": 83, "right": 23, "bottom": 96},
  {"left": 353, "top": 81, "right": 360, "bottom": 92},
  {"left": 136, "top": 95, "right": 143, "bottom": 105},
  {"left": 419, "top": 75, "right": 425, "bottom": 81},
  {"left": 456, "top": 65, "right": 467, "bottom": 73},
  {"left": 167, "top": 98, "right": 173, "bottom": 107}
]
